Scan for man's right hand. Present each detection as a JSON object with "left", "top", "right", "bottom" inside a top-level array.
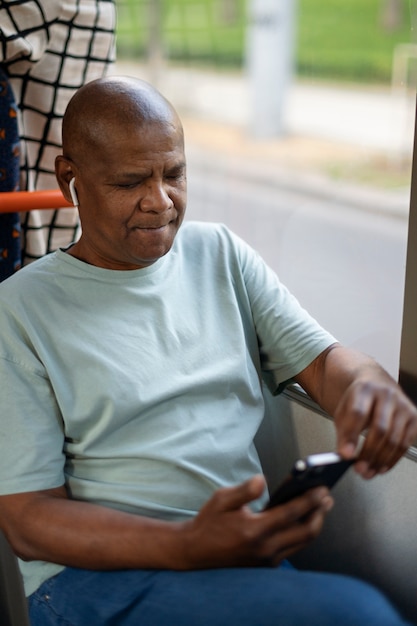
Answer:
[{"left": 178, "top": 475, "right": 334, "bottom": 569}]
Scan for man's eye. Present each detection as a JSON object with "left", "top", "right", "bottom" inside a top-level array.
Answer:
[
  {"left": 166, "top": 171, "right": 185, "bottom": 181},
  {"left": 117, "top": 182, "right": 140, "bottom": 189}
]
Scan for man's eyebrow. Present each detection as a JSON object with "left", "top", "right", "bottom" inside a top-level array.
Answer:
[
  {"left": 166, "top": 162, "right": 186, "bottom": 172},
  {"left": 108, "top": 161, "right": 186, "bottom": 180},
  {"left": 111, "top": 171, "right": 149, "bottom": 180}
]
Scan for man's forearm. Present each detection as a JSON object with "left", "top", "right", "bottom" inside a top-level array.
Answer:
[
  {"left": 299, "top": 343, "right": 396, "bottom": 416},
  {"left": 1, "top": 487, "right": 186, "bottom": 571}
]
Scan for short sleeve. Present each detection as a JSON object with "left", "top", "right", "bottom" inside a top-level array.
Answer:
[
  {"left": 0, "top": 354, "right": 66, "bottom": 495},
  {"left": 235, "top": 233, "right": 336, "bottom": 394}
]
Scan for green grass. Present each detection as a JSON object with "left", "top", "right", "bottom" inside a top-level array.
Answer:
[
  {"left": 164, "top": 0, "right": 245, "bottom": 65},
  {"left": 298, "top": 0, "right": 414, "bottom": 82},
  {"left": 116, "top": 0, "right": 246, "bottom": 65},
  {"left": 116, "top": 0, "right": 415, "bottom": 84}
]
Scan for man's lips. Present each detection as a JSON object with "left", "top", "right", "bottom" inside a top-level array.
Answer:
[
  {"left": 131, "top": 217, "right": 175, "bottom": 230},
  {"left": 131, "top": 223, "right": 171, "bottom": 231}
]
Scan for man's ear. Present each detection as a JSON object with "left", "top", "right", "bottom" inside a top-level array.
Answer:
[{"left": 55, "top": 155, "right": 77, "bottom": 206}]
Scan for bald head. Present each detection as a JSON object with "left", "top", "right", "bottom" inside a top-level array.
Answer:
[{"left": 62, "top": 76, "right": 183, "bottom": 164}]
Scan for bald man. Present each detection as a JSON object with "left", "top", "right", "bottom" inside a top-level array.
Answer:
[{"left": 0, "top": 77, "right": 415, "bottom": 626}]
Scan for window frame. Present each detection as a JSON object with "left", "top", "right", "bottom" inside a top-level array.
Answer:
[{"left": 399, "top": 97, "right": 417, "bottom": 410}]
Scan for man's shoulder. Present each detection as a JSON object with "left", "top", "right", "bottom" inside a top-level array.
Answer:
[
  {"left": 0, "top": 252, "right": 58, "bottom": 300},
  {"left": 180, "top": 220, "right": 227, "bottom": 236},
  {"left": 178, "top": 221, "right": 253, "bottom": 263},
  {"left": 178, "top": 221, "right": 239, "bottom": 250}
]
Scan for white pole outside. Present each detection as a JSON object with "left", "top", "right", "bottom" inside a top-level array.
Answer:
[{"left": 246, "top": 0, "right": 297, "bottom": 137}]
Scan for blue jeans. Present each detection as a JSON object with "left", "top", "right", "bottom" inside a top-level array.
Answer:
[{"left": 28, "top": 563, "right": 411, "bottom": 626}]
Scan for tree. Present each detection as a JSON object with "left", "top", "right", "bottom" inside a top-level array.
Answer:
[{"left": 380, "top": 0, "right": 404, "bottom": 31}]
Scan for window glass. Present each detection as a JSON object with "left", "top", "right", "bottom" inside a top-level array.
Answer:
[{"left": 116, "top": 0, "right": 416, "bottom": 378}]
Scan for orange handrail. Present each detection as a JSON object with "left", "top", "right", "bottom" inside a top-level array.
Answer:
[{"left": 0, "top": 190, "right": 72, "bottom": 213}]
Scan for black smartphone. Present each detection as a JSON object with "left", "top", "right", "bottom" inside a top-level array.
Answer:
[{"left": 264, "top": 452, "right": 355, "bottom": 509}]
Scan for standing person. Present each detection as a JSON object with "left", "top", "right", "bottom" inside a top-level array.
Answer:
[
  {"left": 0, "top": 0, "right": 116, "bottom": 267},
  {"left": 0, "top": 76, "right": 416, "bottom": 625}
]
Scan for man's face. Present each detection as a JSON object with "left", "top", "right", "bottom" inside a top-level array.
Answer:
[{"left": 70, "top": 118, "right": 187, "bottom": 270}]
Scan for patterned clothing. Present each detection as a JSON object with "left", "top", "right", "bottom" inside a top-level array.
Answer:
[
  {"left": 0, "top": 0, "right": 116, "bottom": 263},
  {"left": 0, "top": 65, "right": 20, "bottom": 279}
]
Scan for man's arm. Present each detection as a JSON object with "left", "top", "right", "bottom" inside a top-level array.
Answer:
[
  {"left": 0, "top": 478, "right": 333, "bottom": 571},
  {"left": 295, "top": 343, "right": 417, "bottom": 478}
]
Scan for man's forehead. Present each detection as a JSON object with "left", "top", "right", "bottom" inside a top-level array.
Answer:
[
  {"left": 79, "top": 122, "right": 185, "bottom": 172},
  {"left": 103, "top": 116, "right": 183, "bottom": 149},
  {"left": 71, "top": 112, "right": 183, "bottom": 164}
]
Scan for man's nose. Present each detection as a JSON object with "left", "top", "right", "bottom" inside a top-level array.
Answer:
[{"left": 139, "top": 180, "right": 173, "bottom": 212}]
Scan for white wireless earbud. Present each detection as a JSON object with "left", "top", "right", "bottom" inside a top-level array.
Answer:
[{"left": 69, "top": 177, "right": 79, "bottom": 207}]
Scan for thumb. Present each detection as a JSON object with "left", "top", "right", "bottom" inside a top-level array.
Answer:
[
  {"left": 337, "top": 438, "right": 358, "bottom": 460},
  {"left": 210, "top": 475, "right": 267, "bottom": 512}
]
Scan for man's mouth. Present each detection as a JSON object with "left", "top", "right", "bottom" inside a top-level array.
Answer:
[
  {"left": 132, "top": 223, "right": 170, "bottom": 231},
  {"left": 131, "top": 217, "right": 175, "bottom": 231}
]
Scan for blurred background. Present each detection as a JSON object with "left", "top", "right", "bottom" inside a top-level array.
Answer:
[{"left": 112, "top": 0, "right": 417, "bottom": 378}]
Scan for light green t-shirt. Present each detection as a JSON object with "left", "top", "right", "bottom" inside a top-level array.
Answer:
[{"left": 0, "top": 221, "right": 335, "bottom": 595}]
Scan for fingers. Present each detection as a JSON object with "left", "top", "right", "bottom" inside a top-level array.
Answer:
[
  {"left": 335, "top": 380, "right": 417, "bottom": 478},
  {"left": 264, "top": 486, "right": 334, "bottom": 527},
  {"left": 260, "top": 487, "right": 334, "bottom": 565},
  {"left": 358, "top": 391, "right": 415, "bottom": 475},
  {"left": 335, "top": 380, "right": 374, "bottom": 459},
  {"left": 269, "top": 507, "right": 328, "bottom": 565}
]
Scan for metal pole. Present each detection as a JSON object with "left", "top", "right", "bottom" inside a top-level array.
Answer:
[{"left": 246, "top": 0, "right": 296, "bottom": 138}]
